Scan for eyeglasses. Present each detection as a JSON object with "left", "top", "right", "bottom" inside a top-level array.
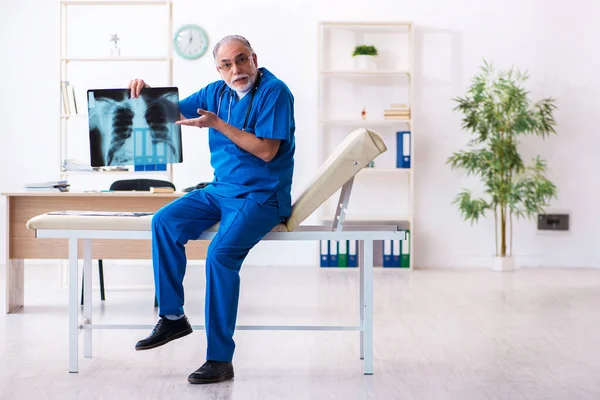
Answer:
[{"left": 217, "top": 54, "right": 252, "bottom": 72}]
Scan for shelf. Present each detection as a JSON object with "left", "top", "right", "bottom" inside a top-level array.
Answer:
[
  {"left": 61, "top": 0, "right": 171, "bottom": 5},
  {"left": 359, "top": 168, "right": 410, "bottom": 174},
  {"left": 320, "top": 21, "right": 412, "bottom": 34},
  {"left": 321, "top": 21, "right": 412, "bottom": 26},
  {"left": 59, "top": 0, "right": 175, "bottom": 184},
  {"left": 318, "top": 215, "right": 412, "bottom": 224},
  {"left": 61, "top": 114, "right": 87, "bottom": 119},
  {"left": 61, "top": 56, "right": 171, "bottom": 62},
  {"left": 320, "top": 119, "right": 411, "bottom": 125},
  {"left": 321, "top": 70, "right": 410, "bottom": 77},
  {"left": 63, "top": 169, "right": 168, "bottom": 174},
  {"left": 318, "top": 20, "right": 415, "bottom": 269}
]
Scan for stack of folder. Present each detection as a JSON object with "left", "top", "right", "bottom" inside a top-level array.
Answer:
[
  {"left": 384, "top": 103, "right": 410, "bottom": 120},
  {"left": 320, "top": 240, "right": 358, "bottom": 267},
  {"left": 382, "top": 230, "right": 410, "bottom": 268},
  {"left": 320, "top": 230, "right": 411, "bottom": 268}
]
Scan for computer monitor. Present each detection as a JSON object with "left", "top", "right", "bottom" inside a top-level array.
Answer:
[{"left": 87, "top": 87, "right": 183, "bottom": 167}]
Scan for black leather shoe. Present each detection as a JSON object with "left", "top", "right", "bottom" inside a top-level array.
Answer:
[
  {"left": 188, "top": 360, "right": 234, "bottom": 384},
  {"left": 135, "top": 316, "right": 192, "bottom": 351}
]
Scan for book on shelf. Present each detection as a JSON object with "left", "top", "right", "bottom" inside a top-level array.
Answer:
[
  {"left": 60, "top": 81, "right": 78, "bottom": 115},
  {"left": 401, "top": 230, "right": 411, "bottom": 268},
  {"left": 382, "top": 240, "right": 392, "bottom": 267},
  {"left": 348, "top": 240, "right": 357, "bottom": 267},
  {"left": 319, "top": 234, "right": 410, "bottom": 268},
  {"left": 383, "top": 103, "right": 411, "bottom": 120},
  {"left": 384, "top": 110, "right": 410, "bottom": 116},
  {"left": 337, "top": 240, "right": 348, "bottom": 267},
  {"left": 382, "top": 231, "right": 411, "bottom": 268},
  {"left": 384, "top": 115, "right": 411, "bottom": 120},
  {"left": 396, "top": 130, "right": 411, "bottom": 168},
  {"left": 320, "top": 240, "right": 357, "bottom": 268}
]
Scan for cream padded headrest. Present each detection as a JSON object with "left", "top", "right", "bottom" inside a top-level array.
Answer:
[{"left": 285, "top": 128, "right": 386, "bottom": 231}]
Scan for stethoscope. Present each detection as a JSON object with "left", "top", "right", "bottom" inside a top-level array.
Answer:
[{"left": 216, "top": 71, "right": 262, "bottom": 131}]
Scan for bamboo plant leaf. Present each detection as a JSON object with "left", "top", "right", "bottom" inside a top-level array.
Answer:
[{"left": 447, "top": 60, "right": 559, "bottom": 257}]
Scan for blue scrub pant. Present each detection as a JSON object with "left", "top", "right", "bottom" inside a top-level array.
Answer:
[{"left": 151, "top": 188, "right": 283, "bottom": 362}]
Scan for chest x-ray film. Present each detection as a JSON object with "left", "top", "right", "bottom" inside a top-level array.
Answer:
[{"left": 87, "top": 87, "right": 183, "bottom": 167}]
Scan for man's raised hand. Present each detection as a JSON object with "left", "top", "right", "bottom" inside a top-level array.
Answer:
[{"left": 128, "top": 79, "right": 150, "bottom": 98}]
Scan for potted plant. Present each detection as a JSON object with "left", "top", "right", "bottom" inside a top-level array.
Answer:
[
  {"left": 446, "top": 61, "right": 558, "bottom": 272},
  {"left": 352, "top": 45, "right": 378, "bottom": 70}
]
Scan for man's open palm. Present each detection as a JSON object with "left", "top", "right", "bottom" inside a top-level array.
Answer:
[{"left": 176, "top": 108, "right": 218, "bottom": 129}]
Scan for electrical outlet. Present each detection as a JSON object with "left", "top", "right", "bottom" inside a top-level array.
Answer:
[{"left": 537, "top": 214, "right": 569, "bottom": 231}]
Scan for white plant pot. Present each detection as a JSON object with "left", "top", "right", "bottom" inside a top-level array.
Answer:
[
  {"left": 354, "top": 55, "right": 377, "bottom": 71},
  {"left": 492, "top": 256, "right": 515, "bottom": 272}
]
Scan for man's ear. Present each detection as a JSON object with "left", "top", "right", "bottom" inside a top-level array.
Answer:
[{"left": 252, "top": 53, "right": 258, "bottom": 67}]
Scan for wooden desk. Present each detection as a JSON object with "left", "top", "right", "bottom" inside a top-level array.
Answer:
[{"left": 2, "top": 192, "right": 209, "bottom": 313}]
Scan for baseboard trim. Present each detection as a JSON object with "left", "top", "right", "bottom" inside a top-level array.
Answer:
[{"left": 417, "top": 254, "right": 600, "bottom": 269}]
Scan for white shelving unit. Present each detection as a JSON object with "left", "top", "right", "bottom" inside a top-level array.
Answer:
[
  {"left": 318, "top": 21, "right": 415, "bottom": 269},
  {"left": 59, "top": 0, "right": 174, "bottom": 182}
]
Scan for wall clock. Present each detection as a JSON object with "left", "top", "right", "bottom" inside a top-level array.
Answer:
[{"left": 173, "top": 24, "right": 209, "bottom": 60}]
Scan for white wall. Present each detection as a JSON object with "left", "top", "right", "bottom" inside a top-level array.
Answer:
[{"left": 1, "top": 0, "right": 599, "bottom": 271}]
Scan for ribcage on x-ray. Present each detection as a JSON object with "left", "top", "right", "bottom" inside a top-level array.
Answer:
[
  {"left": 107, "top": 106, "right": 135, "bottom": 165},
  {"left": 146, "top": 102, "right": 168, "bottom": 139},
  {"left": 87, "top": 88, "right": 182, "bottom": 167}
]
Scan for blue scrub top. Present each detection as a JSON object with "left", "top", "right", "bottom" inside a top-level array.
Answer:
[{"left": 179, "top": 67, "right": 295, "bottom": 218}]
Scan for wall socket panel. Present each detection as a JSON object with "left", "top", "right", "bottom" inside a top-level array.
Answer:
[{"left": 537, "top": 214, "right": 569, "bottom": 231}]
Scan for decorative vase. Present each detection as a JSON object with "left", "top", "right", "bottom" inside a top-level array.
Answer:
[
  {"left": 109, "top": 33, "right": 121, "bottom": 57},
  {"left": 492, "top": 256, "right": 515, "bottom": 272},
  {"left": 354, "top": 55, "right": 376, "bottom": 71}
]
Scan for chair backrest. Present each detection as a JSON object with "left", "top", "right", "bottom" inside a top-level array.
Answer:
[
  {"left": 109, "top": 179, "right": 175, "bottom": 191},
  {"left": 284, "top": 128, "right": 387, "bottom": 231}
]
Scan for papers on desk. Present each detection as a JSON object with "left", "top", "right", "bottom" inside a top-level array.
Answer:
[
  {"left": 63, "top": 159, "right": 94, "bottom": 171},
  {"left": 63, "top": 159, "right": 129, "bottom": 172},
  {"left": 24, "top": 180, "right": 70, "bottom": 192},
  {"left": 47, "top": 210, "right": 154, "bottom": 217}
]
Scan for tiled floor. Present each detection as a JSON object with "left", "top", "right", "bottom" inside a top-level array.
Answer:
[{"left": 1, "top": 264, "right": 600, "bottom": 399}]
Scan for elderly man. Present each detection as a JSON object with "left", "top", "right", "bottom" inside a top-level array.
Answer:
[{"left": 128, "top": 34, "right": 295, "bottom": 384}]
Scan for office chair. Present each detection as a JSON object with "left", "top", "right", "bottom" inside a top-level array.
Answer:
[{"left": 81, "top": 178, "right": 176, "bottom": 308}]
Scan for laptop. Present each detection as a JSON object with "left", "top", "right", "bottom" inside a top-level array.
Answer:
[{"left": 87, "top": 87, "right": 183, "bottom": 167}]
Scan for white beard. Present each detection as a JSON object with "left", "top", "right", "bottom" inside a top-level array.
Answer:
[{"left": 226, "top": 71, "right": 257, "bottom": 98}]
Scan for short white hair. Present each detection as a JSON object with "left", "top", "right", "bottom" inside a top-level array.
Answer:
[{"left": 212, "top": 35, "right": 254, "bottom": 60}]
